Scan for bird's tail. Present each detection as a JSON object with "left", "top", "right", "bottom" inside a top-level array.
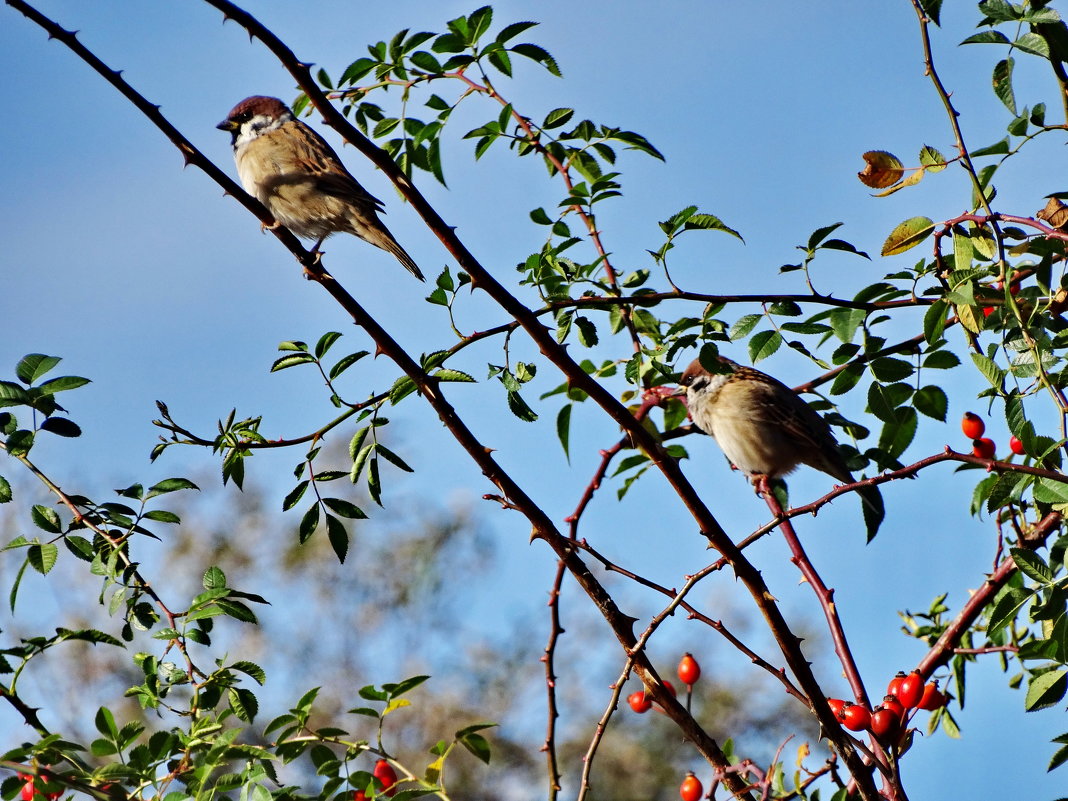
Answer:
[
  {"left": 379, "top": 235, "right": 424, "bottom": 281},
  {"left": 362, "top": 220, "right": 425, "bottom": 281}
]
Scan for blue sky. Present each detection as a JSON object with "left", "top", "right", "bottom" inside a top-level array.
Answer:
[{"left": 2, "top": 1, "right": 1066, "bottom": 797}]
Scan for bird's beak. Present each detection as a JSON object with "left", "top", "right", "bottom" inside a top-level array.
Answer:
[{"left": 216, "top": 119, "right": 237, "bottom": 132}]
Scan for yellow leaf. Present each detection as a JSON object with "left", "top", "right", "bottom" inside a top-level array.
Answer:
[
  {"left": 858, "top": 150, "right": 904, "bottom": 188},
  {"left": 383, "top": 698, "right": 411, "bottom": 716},
  {"left": 881, "top": 216, "right": 935, "bottom": 256},
  {"left": 957, "top": 304, "right": 982, "bottom": 334}
]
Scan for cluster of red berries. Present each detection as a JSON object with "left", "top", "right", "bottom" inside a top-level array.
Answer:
[
  {"left": 962, "top": 412, "right": 1024, "bottom": 460},
  {"left": 624, "top": 655, "right": 705, "bottom": 800},
  {"left": 627, "top": 653, "right": 701, "bottom": 714},
  {"left": 17, "top": 774, "right": 61, "bottom": 801},
  {"left": 827, "top": 670, "right": 946, "bottom": 745},
  {"left": 352, "top": 760, "right": 397, "bottom": 800}
]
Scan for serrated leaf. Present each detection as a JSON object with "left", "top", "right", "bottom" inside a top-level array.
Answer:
[
  {"left": 858, "top": 150, "right": 904, "bottom": 188},
  {"left": 748, "top": 330, "right": 782, "bottom": 363},
  {"left": 881, "top": 216, "right": 935, "bottom": 256},
  {"left": 147, "top": 478, "right": 199, "bottom": 497},
  {"left": 325, "top": 514, "right": 348, "bottom": 563},
  {"left": 271, "top": 354, "right": 316, "bottom": 372},
  {"left": 924, "top": 299, "right": 948, "bottom": 344},
  {"left": 322, "top": 497, "right": 368, "bottom": 520},
  {"left": 1011, "top": 547, "right": 1053, "bottom": 585},
  {"left": 203, "top": 565, "right": 227, "bottom": 590},
  {"left": 728, "top": 314, "right": 761, "bottom": 341},
  {"left": 31, "top": 504, "right": 61, "bottom": 533},
  {"left": 913, "top": 385, "right": 948, "bottom": 421},
  {"left": 919, "top": 145, "right": 947, "bottom": 172},
  {"left": 16, "top": 354, "right": 62, "bottom": 385},
  {"left": 1026, "top": 669, "right": 1067, "bottom": 711},
  {"left": 28, "top": 542, "right": 58, "bottom": 575}
]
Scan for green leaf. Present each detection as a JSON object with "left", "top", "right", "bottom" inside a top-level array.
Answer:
[
  {"left": 27, "top": 542, "right": 58, "bottom": 575},
  {"left": 542, "top": 108, "right": 574, "bottom": 129},
  {"left": 376, "top": 444, "right": 414, "bottom": 472},
  {"left": 329, "top": 350, "right": 369, "bottom": 380},
  {"left": 203, "top": 565, "right": 227, "bottom": 590},
  {"left": 496, "top": 20, "right": 538, "bottom": 44},
  {"left": 229, "top": 686, "right": 259, "bottom": 723},
  {"left": 747, "top": 330, "right": 782, "bottom": 363},
  {"left": 506, "top": 390, "right": 538, "bottom": 422},
  {"left": 913, "top": 385, "right": 947, "bottom": 421},
  {"left": 867, "top": 383, "right": 899, "bottom": 424},
  {"left": 271, "top": 354, "right": 316, "bottom": 372},
  {"left": 314, "top": 332, "right": 343, "bottom": 360},
  {"left": 31, "top": 504, "right": 62, "bottom": 533},
  {"left": 1013, "top": 32, "right": 1051, "bottom": 58},
  {"left": 95, "top": 706, "right": 119, "bottom": 739},
  {"left": 556, "top": 404, "right": 572, "bottom": 462},
  {"left": 920, "top": 0, "right": 942, "bottom": 24},
  {"left": 435, "top": 368, "right": 476, "bottom": 383},
  {"left": 16, "top": 354, "right": 63, "bottom": 385},
  {"left": 0, "top": 475, "right": 12, "bottom": 503},
  {"left": 147, "top": 477, "right": 199, "bottom": 497},
  {"left": 282, "top": 481, "right": 309, "bottom": 512},
  {"left": 459, "top": 732, "right": 492, "bottom": 764},
  {"left": 1025, "top": 669, "right": 1067, "bottom": 711},
  {"left": 1011, "top": 547, "right": 1053, "bottom": 585},
  {"left": 322, "top": 497, "right": 368, "bottom": 520},
  {"left": 325, "top": 514, "right": 349, "bottom": 563},
  {"left": 961, "top": 30, "right": 1011, "bottom": 45},
  {"left": 881, "top": 216, "right": 935, "bottom": 256},
  {"left": 919, "top": 145, "right": 947, "bottom": 172},
  {"left": 37, "top": 417, "right": 80, "bottom": 438},
  {"left": 993, "top": 58, "right": 1016, "bottom": 115},
  {"left": 729, "top": 314, "right": 762, "bottom": 341},
  {"left": 971, "top": 353, "right": 1005, "bottom": 389},
  {"left": 878, "top": 407, "right": 917, "bottom": 459},
  {"left": 924, "top": 300, "right": 948, "bottom": 344},
  {"left": 510, "top": 43, "right": 561, "bottom": 77}
]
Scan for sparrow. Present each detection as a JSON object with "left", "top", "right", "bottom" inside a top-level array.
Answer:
[
  {"left": 678, "top": 356, "right": 856, "bottom": 485},
  {"left": 217, "top": 95, "right": 423, "bottom": 280}
]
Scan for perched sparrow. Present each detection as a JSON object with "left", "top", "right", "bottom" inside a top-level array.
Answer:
[
  {"left": 217, "top": 95, "right": 423, "bottom": 280},
  {"left": 678, "top": 356, "right": 855, "bottom": 484}
]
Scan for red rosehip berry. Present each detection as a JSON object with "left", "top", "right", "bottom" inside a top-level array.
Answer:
[
  {"left": 840, "top": 704, "right": 871, "bottom": 732},
  {"left": 961, "top": 412, "right": 985, "bottom": 439},
  {"left": 887, "top": 672, "right": 906, "bottom": 698},
  {"left": 353, "top": 792, "right": 367, "bottom": 801},
  {"left": 627, "top": 690, "right": 652, "bottom": 713},
  {"left": 880, "top": 694, "right": 905, "bottom": 720},
  {"left": 827, "top": 697, "right": 846, "bottom": 718},
  {"left": 21, "top": 782, "right": 35, "bottom": 801},
  {"left": 679, "top": 772, "right": 703, "bottom": 801},
  {"left": 677, "top": 653, "right": 701, "bottom": 686},
  {"left": 972, "top": 437, "right": 996, "bottom": 459},
  {"left": 917, "top": 682, "right": 947, "bottom": 711},
  {"left": 662, "top": 679, "right": 677, "bottom": 697},
  {"left": 897, "top": 670, "right": 924, "bottom": 709},
  {"left": 1009, "top": 435, "right": 1025, "bottom": 456},
  {"left": 870, "top": 706, "right": 899, "bottom": 741},
  {"left": 373, "top": 760, "right": 398, "bottom": 797}
]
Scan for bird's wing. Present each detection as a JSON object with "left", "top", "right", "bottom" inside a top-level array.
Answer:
[{"left": 289, "top": 121, "right": 385, "bottom": 212}]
